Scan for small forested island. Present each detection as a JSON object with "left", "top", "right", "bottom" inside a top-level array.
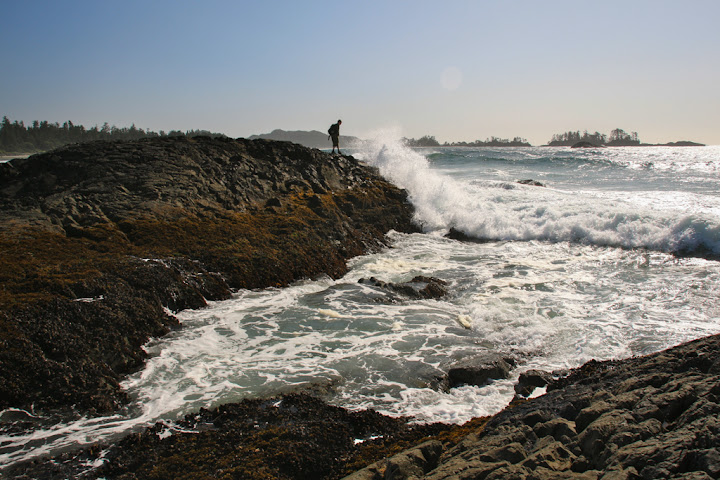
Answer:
[
  {"left": 547, "top": 128, "right": 705, "bottom": 147},
  {"left": 404, "top": 135, "right": 531, "bottom": 147},
  {"left": 548, "top": 128, "right": 639, "bottom": 147}
]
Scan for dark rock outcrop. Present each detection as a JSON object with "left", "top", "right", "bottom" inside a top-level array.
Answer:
[
  {"left": 358, "top": 275, "right": 449, "bottom": 300},
  {"left": 378, "top": 334, "right": 720, "bottom": 480},
  {"left": 344, "top": 440, "right": 445, "bottom": 480},
  {"left": 0, "top": 136, "right": 418, "bottom": 413},
  {"left": 517, "top": 179, "right": 545, "bottom": 187},
  {"left": 514, "top": 369, "right": 555, "bottom": 398},
  {"left": 445, "top": 227, "right": 474, "bottom": 242},
  {"left": 441, "top": 354, "right": 516, "bottom": 390},
  {"left": 0, "top": 135, "right": 403, "bottom": 232},
  {"left": 4, "top": 393, "right": 455, "bottom": 480}
]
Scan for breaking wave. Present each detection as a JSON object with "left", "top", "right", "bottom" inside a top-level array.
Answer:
[{"left": 356, "top": 133, "right": 720, "bottom": 256}]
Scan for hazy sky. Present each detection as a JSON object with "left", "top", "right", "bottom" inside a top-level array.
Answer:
[{"left": 2, "top": 1, "right": 719, "bottom": 145}]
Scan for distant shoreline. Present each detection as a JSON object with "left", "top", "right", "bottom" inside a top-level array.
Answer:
[
  {"left": 562, "top": 140, "right": 706, "bottom": 148},
  {"left": 413, "top": 142, "right": 710, "bottom": 148}
]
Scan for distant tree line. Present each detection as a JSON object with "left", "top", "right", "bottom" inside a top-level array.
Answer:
[
  {"left": 548, "top": 128, "right": 640, "bottom": 146},
  {"left": 447, "top": 136, "right": 530, "bottom": 147},
  {"left": 403, "top": 135, "right": 441, "bottom": 147},
  {"left": 0, "top": 116, "right": 225, "bottom": 154},
  {"left": 403, "top": 135, "right": 531, "bottom": 147}
]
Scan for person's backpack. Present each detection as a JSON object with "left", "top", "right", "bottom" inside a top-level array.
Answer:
[{"left": 328, "top": 123, "right": 338, "bottom": 137}]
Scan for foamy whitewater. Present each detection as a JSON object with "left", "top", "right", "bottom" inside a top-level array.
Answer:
[{"left": 2, "top": 135, "right": 720, "bottom": 468}]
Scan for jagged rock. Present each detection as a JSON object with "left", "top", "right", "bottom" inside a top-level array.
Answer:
[
  {"left": 440, "top": 354, "right": 516, "bottom": 390},
  {"left": 517, "top": 179, "right": 545, "bottom": 187},
  {"left": 444, "top": 227, "right": 493, "bottom": 243},
  {"left": 445, "top": 227, "right": 473, "bottom": 241},
  {"left": 0, "top": 136, "right": 406, "bottom": 230},
  {"left": 514, "top": 369, "right": 555, "bottom": 397},
  {"left": 358, "top": 275, "right": 449, "bottom": 300},
  {"left": 342, "top": 440, "right": 444, "bottom": 480},
  {"left": 418, "top": 334, "right": 720, "bottom": 479}
]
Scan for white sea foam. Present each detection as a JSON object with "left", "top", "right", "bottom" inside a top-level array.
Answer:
[{"left": 356, "top": 136, "right": 720, "bottom": 255}]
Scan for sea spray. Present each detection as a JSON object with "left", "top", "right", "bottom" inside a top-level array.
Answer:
[{"left": 357, "top": 130, "right": 467, "bottom": 232}]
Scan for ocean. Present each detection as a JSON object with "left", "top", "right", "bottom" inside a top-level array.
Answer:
[{"left": 2, "top": 135, "right": 720, "bottom": 467}]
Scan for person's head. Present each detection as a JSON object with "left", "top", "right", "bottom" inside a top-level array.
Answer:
[{"left": 338, "top": 119, "right": 342, "bottom": 124}]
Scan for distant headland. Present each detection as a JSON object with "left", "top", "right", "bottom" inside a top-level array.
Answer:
[{"left": 248, "top": 129, "right": 361, "bottom": 149}]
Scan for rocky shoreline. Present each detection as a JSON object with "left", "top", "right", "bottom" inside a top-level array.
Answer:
[
  {"left": 6, "top": 334, "right": 719, "bottom": 479},
  {"left": 346, "top": 333, "right": 720, "bottom": 480},
  {"left": 2, "top": 137, "right": 718, "bottom": 479},
  {"left": 0, "top": 136, "right": 418, "bottom": 414}
]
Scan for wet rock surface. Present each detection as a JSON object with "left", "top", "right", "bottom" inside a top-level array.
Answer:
[
  {"left": 514, "top": 369, "right": 555, "bottom": 398},
  {"left": 358, "top": 275, "right": 449, "bottom": 300},
  {"left": 4, "top": 393, "right": 457, "bottom": 480},
  {"left": 442, "top": 354, "right": 516, "bottom": 390},
  {"left": 517, "top": 179, "right": 546, "bottom": 187},
  {"left": 0, "top": 136, "right": 418, "bottom": 414},
  {"left": 378, "top": 334, "right": 720, "bottom": 480}
]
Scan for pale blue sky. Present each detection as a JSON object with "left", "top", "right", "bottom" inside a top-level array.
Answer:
[{"left": 2, "top": 1, "right": 719, "bottom": 145}]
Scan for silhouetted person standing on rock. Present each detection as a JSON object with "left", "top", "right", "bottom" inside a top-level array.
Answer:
[{"left": 328, "top": 119, "right": 342, "bottom": 155}]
